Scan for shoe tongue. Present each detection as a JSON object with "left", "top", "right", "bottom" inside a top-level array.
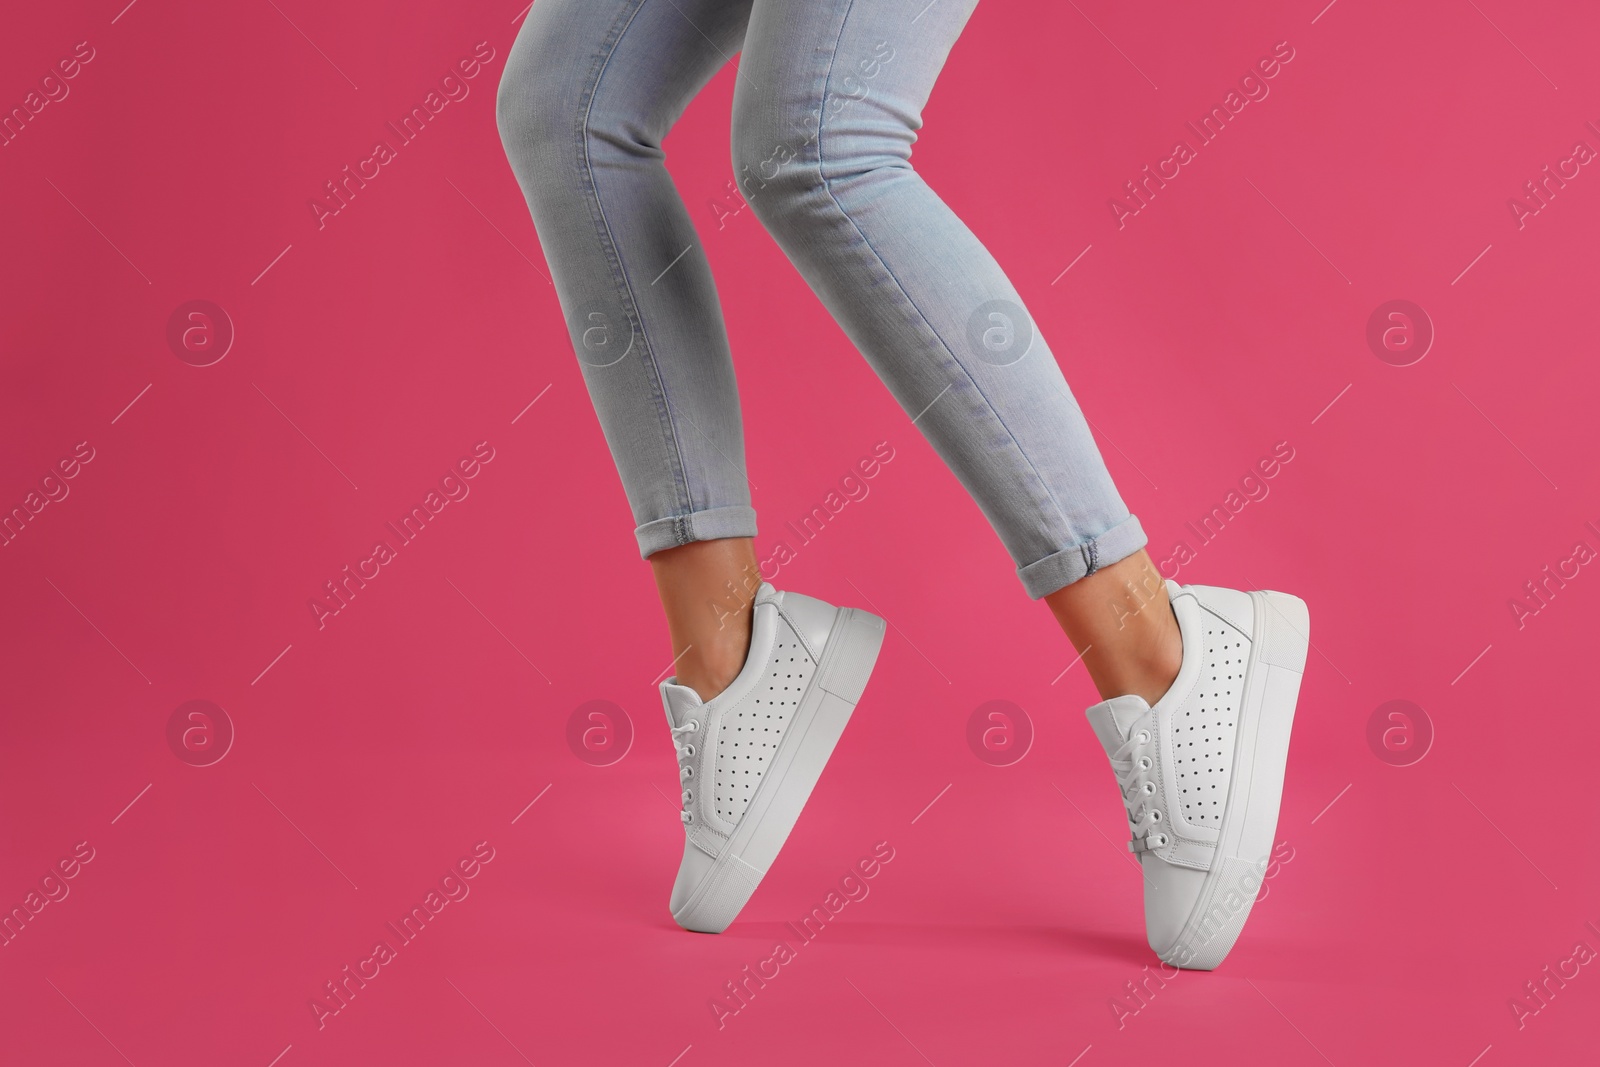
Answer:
[
  {"left": 659, "top": 682, "right": 703, "bottom": 728},
  {"left": 1085, "top": 694, "right": 1151, "bottom": 753}
]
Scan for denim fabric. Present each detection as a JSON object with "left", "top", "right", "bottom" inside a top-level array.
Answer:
[{"left": 496, "top": 0, "right": 1145, "bottom": 597}]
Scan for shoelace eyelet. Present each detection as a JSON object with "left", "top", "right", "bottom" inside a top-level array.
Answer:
[
  {"left": 1141, "top": 782, "right": 1156, "bottom": 795},
  {"left": 1137, "top": 756, "right": 1152, "bottom": 770},
  {"left": 1149, "top": 810, "right": 1162, "bottom": 822},
  {"left": 1136, "top": 730, "right": 1151, "bottom": 744}
]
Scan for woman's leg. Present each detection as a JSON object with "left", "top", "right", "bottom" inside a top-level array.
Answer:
[
  {"left": 732, "top": 0, "right": 1177, "bottom": 701},
  {"left": 497, "top": 0, "right": 761, "bottom": 698}
]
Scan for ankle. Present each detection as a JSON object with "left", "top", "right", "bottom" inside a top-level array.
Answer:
[{"left": 674, "top": 618, "right": 752, "bottom": 702}]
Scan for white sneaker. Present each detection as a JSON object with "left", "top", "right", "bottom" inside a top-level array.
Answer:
[
  {"left": 1085, "top": 579, "right": 1309, "bottom": 970},
  {"left": 660, "top": 582, "right": 886, "bottom": 933}
]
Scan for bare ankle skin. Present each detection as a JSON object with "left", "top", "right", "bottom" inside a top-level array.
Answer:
[
  {"left": 649, "top": 537, "right": 759, "bottom": 701},
  {"left": 1043, "top": 549, "right": 1183, "bottom": 706}
]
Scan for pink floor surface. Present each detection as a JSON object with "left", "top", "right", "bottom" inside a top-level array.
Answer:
[{"left": 3, "top": 1, "right": 1597, "bottom": 1064}]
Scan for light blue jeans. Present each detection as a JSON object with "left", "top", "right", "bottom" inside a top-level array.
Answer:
[{"left": 495, "top": 0, "right": 1145, "bottom": 597}]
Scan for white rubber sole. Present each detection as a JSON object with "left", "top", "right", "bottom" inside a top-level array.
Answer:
[
  {"left": 1157, "top": 590, "right": 1309, "bottom": 970},
  {"left": 672, "top": 607, "right": 886, "bottom": 933}
]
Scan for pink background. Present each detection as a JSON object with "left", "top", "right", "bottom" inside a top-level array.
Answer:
[{"left": 2, "top": 0, "right": 1596, "bottom": 1064}]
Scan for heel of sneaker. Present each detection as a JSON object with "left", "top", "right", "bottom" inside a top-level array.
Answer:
[
  {"left": 819, "top": 608, "right": 886, "bottom": 703},
  {"left": 1255, "top": 591, "right": 1309, "bottom": 673}
]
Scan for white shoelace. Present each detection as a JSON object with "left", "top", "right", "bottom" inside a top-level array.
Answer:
[
  {"left": 1109, "top": 725, "right": 1169, "bottom": 853},
  {"left": 669, "top": 720, "right": 699, "bottom": 824}
]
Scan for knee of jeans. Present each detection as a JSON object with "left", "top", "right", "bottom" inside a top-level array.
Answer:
[
  {"left": 730, "top": 111, "right": 823, "bottom": 240},
  {"left": 495, "top": 64, "right": 568, "bottom": 182}
]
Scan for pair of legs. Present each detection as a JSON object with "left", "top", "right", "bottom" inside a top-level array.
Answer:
[{"left": 496, "top": 0, "right": 1180, "bottom": 704}]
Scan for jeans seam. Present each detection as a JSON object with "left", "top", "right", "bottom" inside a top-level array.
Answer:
[
  {"left": 577, "top": 0, "right": 696, "bottom": 544},
  {"left": 811, "top": 4, "right": 1075, "bottom": 545}
]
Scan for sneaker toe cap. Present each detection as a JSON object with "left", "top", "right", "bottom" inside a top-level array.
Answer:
[{"left": 1142, "top": 857, "right": 1209, "bottom": 955}]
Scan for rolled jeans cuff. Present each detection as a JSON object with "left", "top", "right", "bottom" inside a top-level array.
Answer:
[
  {"left": 1017, "top": 513, "right": 1148, "bottom": 600},
  {"left": 635, "top": 505, "right": 759, "bottom": 559}
]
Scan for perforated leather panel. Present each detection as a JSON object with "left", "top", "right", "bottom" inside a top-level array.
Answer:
[
  {"left": 713, "top": 633, "right": 814, "bottom": 822},
  {"left": 1173, "top": 620, "right": 1246, "bottom": 828}
]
